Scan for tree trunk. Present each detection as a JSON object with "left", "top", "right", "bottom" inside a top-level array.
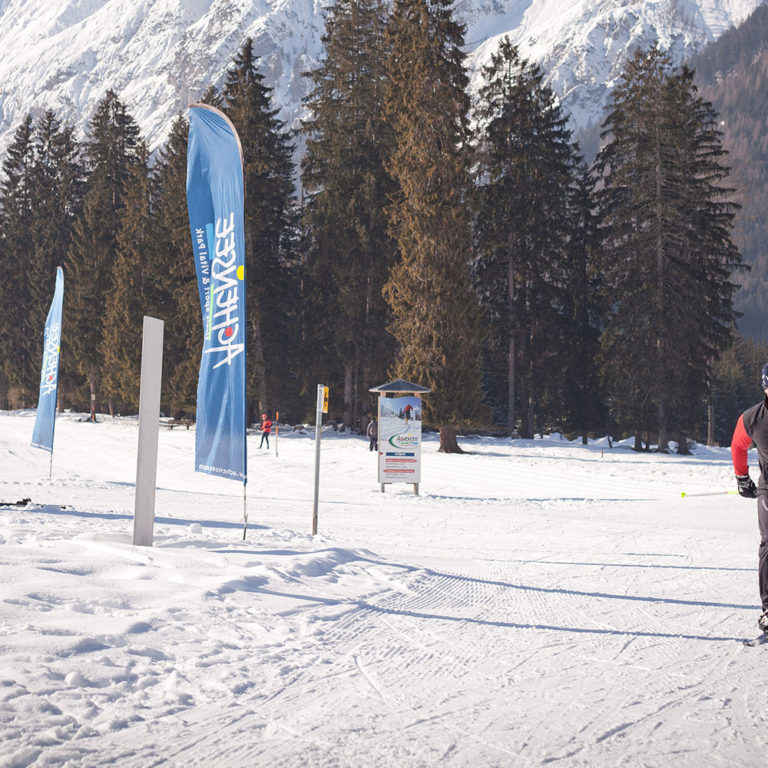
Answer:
[
  {"left": 707, "top": 360, "right": 715, "bottom": 446},
  {"left": 654, "top": 125, "right": 668, "bottom": 455},
  {"left": 507, "top": 334, "right": 516, "bottom": 436},
  {"left": 89, "top": 365, "right": 97, "bottom": 422},
  {"left": 519, "top": 373, "right": 531, "bottom": 439},
  {"left": 344, "top": 364, "right": 353, "bottom": 429},
  {"left": 352, "top": 355, "right": 359, "bottom": 432},
  {"left": 249, "top": 314, "right": 268, "bottom": 420},
  {"left": 657, "top": 400, "right": 669, "bottom": 452},
  {"left": 438, "top": 425, "right": 464, "bottom": 454},
  {"left": 507, "top": 247, "right": 516, "bottom": 437},
  {"left": 527, "top": 390, "right": 534, "bottom": 438}
]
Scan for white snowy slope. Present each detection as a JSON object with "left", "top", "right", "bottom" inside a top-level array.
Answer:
[
  {"left": 1, "top": 409, "right": 767, "bottom": 766},
  {"left": 0, "top": 0, "right": 762, "bottom": 159}
]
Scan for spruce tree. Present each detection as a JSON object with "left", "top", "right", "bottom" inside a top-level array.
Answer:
[
  {"left": 199, "top": 85, "right": 224, "bottom": 109},
  {"left": 301, "top": 0, "right": 396, "bottom": 427},
  {"left": 101, "top": 142, "right": 153, "bottom": 412},
  {"left": 554, "top": 162, "right": 605, "bottom": 441},
  {"left": 595, "top": 45, "right": 743, "bottom": 448},
  {"left": 222, "top": 39, "right": 299, "bottom": 422},
  {"left": 472, "top": 38, "right": 576, "bottom": 437},
  {"left": 711, "top": 334, "right": 768, "bottom": 445},
  {"left": 384, "top": 0, "right": 488, "bottom": 448},
  {"left": 0, "top": 112, "right": 83, "bottom": 409},
  {"left": 30, "top": 112, "right": 84, "bottom": 408},
  {"left": 66, "top": 90, "right": 142, "bottom": 419},
  {"left": 152, "top": 115, "right": 200, "bottom": 417},
  {"left": 0, "top": 115, "right": 35, "bottom": 405}
]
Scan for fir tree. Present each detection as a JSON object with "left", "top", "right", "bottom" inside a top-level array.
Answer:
[
  {"left": 472, "top": 38, "right": 576, "bottom": 437},
  {"left": 301, "top": 0, "right": 396, "bottom": 427},
  {"left": 711, "top": 334, "right": 768, "bottom": 445},
  {"left": 0, "top": 112, "right": 83, "bottom": 409},
  {"left": 222, "top": 39, "right": 299, "bottom": 422},
  {"left": 66, "top": 90, "right": 142, "bottom": 419},
  {"left": 199, "top": 85, "right": 224, "bottom": 109},
  {"left": 101, "top": 142, "right": 153, "bottom": 411},
  {"left": 152, "top": 115, "right": 200, "bottom": 417},
  {"left": 553, "top": 161, "right": 605, "bottom": 441},
  {"left": 384, "top": 0, "right": 488, "bottom": 449},
  {"left": 0, "top": 115, "right": 35, "bottom": 405},
  {"left": 30, "top": 111, "right": 84, "bottom": 407},
  {"left": 595, "top": 45, "right": 743, "bottom": 449}
]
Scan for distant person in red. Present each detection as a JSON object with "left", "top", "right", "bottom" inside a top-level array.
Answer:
[
  {"left": 403, "top": 403, "right": 413, "bottom": 424},
  {"left": 259, "top": 413, "right": 273, "bottom": 449},
  {"left": 731, "top": 362, "right": 768, "bottom": 633}
]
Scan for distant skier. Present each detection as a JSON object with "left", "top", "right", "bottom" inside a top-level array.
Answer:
[
  {"left": 259, "top": 413, "right": 272, "bottom": 449},
  {"left": 403, "top": 403, "right": 413, "bottom": 424},
  {"left": 731, "top": 362, "right": 768, "bottom": 633},
  {"left": 367, "top": 418, "right": 378, "bottom": 452}
]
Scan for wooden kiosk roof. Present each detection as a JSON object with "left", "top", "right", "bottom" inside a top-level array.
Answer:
[{"left": 369, "top": 379, "right": 431, "bottom": 394}]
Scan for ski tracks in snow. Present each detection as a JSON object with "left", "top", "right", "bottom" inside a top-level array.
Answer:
[
  {"left": 1, "top": 419, "right": 766, "bottom": 766},
  {"left": 2, "top": 522, "right": 767, "bottom": 767}
]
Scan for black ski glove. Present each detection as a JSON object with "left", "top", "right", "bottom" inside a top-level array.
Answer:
[{"left": 736, "top": 474, "right": 757, "bottom": 499}]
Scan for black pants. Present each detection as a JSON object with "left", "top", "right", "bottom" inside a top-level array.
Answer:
[
  {"left": 758, "top": 492, "right": 768, "bottom": 610},
  {"left": 369, "top": 437, "right": 377, "bottom": 451},
  {"left": 260, "top": 433, "right": 269, "bottom": 448}
]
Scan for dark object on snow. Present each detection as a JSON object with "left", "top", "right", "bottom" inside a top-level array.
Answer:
[{"left": 0, "top": 497, "right": 31, "bottom": 507}]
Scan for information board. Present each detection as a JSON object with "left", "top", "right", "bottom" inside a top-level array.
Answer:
[{"left": 378, "top": 395, "right": 422, "bottom": 485}]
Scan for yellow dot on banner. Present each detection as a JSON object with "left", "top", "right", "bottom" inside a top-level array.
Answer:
[{"left": 237, "top": 265, "right": 245, "bottom": 280}]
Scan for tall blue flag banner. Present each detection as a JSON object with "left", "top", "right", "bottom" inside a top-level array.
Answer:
[
  {"left": 186, "top": 103, "right": 247, "bottom": 483},
  {"left": 32, "top": 266, "right": 64, "bottom": 453}
]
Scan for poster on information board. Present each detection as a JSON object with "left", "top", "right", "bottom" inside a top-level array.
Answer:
[{"left": 378, "top": 395, "right": 423, "bottom": 485}]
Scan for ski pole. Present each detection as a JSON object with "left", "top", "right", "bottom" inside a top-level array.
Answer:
[{"left": 680, "top": 490, "right": 738, "bottom": 498}]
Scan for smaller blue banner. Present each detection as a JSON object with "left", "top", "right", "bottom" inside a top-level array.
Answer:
[{"left": 32, "top": 267, "right": 64, "bottom": 453}]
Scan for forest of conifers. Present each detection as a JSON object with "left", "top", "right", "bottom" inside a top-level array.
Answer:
[
  {"left": 0, "top": 0, "right": 765, "bottom": 449},
  {"left": 692, "top": 3, "right": 768, "bottom": 344}
]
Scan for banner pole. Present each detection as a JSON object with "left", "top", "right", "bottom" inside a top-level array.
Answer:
[
  {"left": 242, "top": 482, "right": 248, "bottom": 540},
  {"left": 48, "top": 452, "right": 53, "bottom": 481}
]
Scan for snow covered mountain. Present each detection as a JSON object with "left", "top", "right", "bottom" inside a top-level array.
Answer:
[{"left": 0, "top": 0, "right": 763, "bottom": 158}]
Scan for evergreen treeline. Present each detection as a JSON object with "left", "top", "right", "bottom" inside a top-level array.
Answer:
[{"left": 0, "top": 4, "right": 759, "bottom": 448}]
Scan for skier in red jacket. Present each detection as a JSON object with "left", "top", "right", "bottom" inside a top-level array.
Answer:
[
  {"left": 259, "top": 413, "right": 273, "bottom": 449},
  {"left": 731, "top": 363, "right": 768, "bottom": 633}
]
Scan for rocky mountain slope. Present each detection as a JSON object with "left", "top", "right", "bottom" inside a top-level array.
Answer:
[{"left": 0, "top": 0, "right": 762, "bottom": 157}]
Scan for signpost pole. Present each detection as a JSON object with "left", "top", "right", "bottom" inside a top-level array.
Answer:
[
  {"left": 134, "top": 316, "right": 164, "bottom": 547},
  {"left": 312, "top": 385, "right": 327, "bottom": 535},
  {"left": 275, "top": 410, "right": 279, "bottom": 458}
]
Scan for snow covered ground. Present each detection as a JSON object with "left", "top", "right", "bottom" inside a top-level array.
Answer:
[{"left": 1, "top": 409, "right": 766, "bottom": 767}]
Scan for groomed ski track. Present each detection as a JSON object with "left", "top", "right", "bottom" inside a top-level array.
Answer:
[{"left": 0, "top": 411, "right": 765, "bottom": 766}]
